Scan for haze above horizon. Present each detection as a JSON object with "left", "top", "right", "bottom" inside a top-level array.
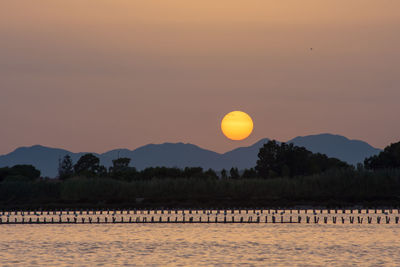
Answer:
[{"left": 1, "top": 0, "right": 399, "bottom": 154}]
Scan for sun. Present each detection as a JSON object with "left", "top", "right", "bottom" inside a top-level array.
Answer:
[{"left": 221, "top": 111, "right": 254, "bottom": 141}]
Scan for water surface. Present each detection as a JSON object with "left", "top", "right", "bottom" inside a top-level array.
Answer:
[{"left": 1, "top": 223, "right": 399, "bottom": 266}]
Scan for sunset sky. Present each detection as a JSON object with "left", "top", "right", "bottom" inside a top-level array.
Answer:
[{"left": 1, "top": 0, "right": 399, "bottom": 154}]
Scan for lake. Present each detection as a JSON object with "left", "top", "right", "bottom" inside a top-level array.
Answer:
[{"left": 1, "top": 222, "right": 400, "bottom": 266}]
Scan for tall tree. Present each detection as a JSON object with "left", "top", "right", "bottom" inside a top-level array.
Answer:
[
  {"left": 229, "top": 167, "right": 240, "bottom": 179},
  {"left": 220, "top": 169, "right": 227, "bottom": 179},
  {"left": 58, "top": 155, "right": 74, "bottom": 180}
]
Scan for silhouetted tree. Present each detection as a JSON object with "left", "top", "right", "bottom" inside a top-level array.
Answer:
[
  {"left": 183, "top": 167, "right": 203, "bottom": 178},
  {"left": 11, "top": 165, "right": 41, "bottom": 180},
  {"left": 74, "top": 153, "right": 102, "bottom": 177},
  {"left": 364, "top": 141, "right": 400, "bottom": 170},
  {"left": 256, "top": 140, "right": 349, "bottom": 178},
  {"left": 220, "top": 169, "right": 227, "bottom": 179},
  {"left": 110, "top": 157, "right": 131, "bottom": 173},
  {"left": 241, "top": 168, "right": 257, "bottom": 178},
  {"left": 0, "top": 165, "right": 41, "bottom": 181},
  {"left": 229, "top": 167, "right": 240, "bottom": 179},
  {"left": 58, "top": 155, "right": 73, "bottom": 180},
  {"left": 204, "top": 168, "right": 218, "bottom": 179}
]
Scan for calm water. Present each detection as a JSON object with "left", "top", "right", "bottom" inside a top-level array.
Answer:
[{"left": 1, "top": 223, "right": 399, "bottom": 266}]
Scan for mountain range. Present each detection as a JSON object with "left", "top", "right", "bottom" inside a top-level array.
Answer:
[{"left": 0, "top": 134, "right": 382, "bottom": 178}]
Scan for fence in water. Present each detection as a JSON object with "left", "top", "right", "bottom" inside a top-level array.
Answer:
[{"left": 1, "top": 209, "right": 400, "bottom": 225}]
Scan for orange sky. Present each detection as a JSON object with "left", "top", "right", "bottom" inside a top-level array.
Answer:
[{"left": 1, "top": 0, "right": 399, "bottom": 154}]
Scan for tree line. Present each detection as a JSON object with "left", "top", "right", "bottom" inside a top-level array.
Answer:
[
  {"left": 1, "top": 140, "right": 400, "bottom": 208},
  {"left": 1, "top": 140, "right": 400, "bottom": 183}
]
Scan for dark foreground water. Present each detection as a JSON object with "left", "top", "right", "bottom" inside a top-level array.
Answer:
[{"left": 1, "top": 223, "right": 399, "bottom": 266}]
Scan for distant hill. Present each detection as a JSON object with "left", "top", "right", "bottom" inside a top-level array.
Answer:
[
  {"left": 0, "top": 134, "right": 382, "bottom": 177},
  {"left": 288, "top": 134, "right": 381, "bottom": 165}
]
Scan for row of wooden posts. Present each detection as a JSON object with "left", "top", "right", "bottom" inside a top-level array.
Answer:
[
  {"left": 1, "top": 215, "right": 399, "bottom": 224},
  {"left": 1, "top": 208, "right": 400, "bottom": 216}
]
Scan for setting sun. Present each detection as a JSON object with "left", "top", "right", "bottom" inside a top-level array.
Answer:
[{"left": 221, "top": 111, "right": 254, "bottom": 141}]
